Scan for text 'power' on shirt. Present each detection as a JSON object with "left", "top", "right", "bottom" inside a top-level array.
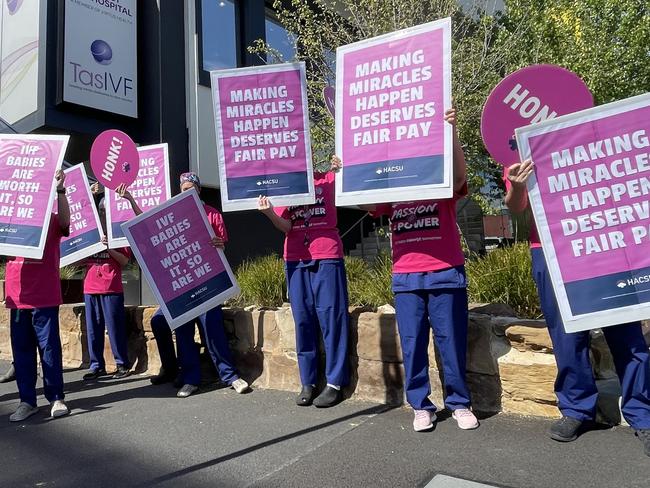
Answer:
[
  {"left": 5, "top": 214, "right": 67, "bottom": 309},
  {"left": 373, "top": 188, "right": 466, "bottom": 274},
  {"left": 274, "top": 172, "right": 343, "bottom": 262}
]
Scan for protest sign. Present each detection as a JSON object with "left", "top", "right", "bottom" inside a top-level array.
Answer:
[
  {"left": 122, "top": 189, "right": 240, "bottom": 329},
  {"left": 211, "top": 62, "right": 315, "bottom": 212},
  {"left": 335, "top": 18, "right": 452, "bottom": 206},
  {"left": 0, "top": 134, "right": 69, "bottom": 259},
  {"left": 482, "top": 64, "right": 594, "bottom": 166},
  {"left": 106, "top": 143, "right": 171, "bottom": 248},
  {"left": 516, "top": 92, "right": 650, "bottom": 332},
  {"left": 59, "top": 164, "right": 105, "bottom": 267},
  {"left": 90, "top": 129, "right": 140, "bottom": 190}
]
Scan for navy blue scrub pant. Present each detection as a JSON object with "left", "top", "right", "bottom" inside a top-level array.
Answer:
[
  {"left": 84, "top": 293, "right": 129, "bottom": 371},
  {"left": 394, "top": 288, "right": 471, "bottom": 412},
  {"left": 150, "top": 306, "right": 239, "bottom": 386},
  {"left": 10, "top": 307, "right": 64, "bottom": 407},
  {"left": 286, "top": 259, "right": 350, "bottom": 388},
  {"left": 531, "top": 247, "right": 650, "bottom": 429}
]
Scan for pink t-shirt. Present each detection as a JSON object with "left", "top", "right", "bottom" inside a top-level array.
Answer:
[
  {"left": 83, "top": 248, "right": 131, "bottom": 295},
  {"left": 204, "top": 204, "right": 228, "bottom": 242},
  {"left": 5, "top": 214, "right": 67, "bottom": 309},
  {"left": 374, "top": 188, "right": 467, "bottom": 274},
  {"left": 503, "top": 167, "right": 541, "bottom": 248},
  {"left": 274, "top": 172, "right": 343, "bottom": 262}
]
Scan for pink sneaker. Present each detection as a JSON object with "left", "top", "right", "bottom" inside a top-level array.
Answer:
[
  {"left": 413, "top": 409, "right": 436, "bottom": 432},
  {"left": 452, "top": 408, "right": 479, "bottom": 430}
]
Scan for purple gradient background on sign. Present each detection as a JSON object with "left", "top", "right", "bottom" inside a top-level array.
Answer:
[
  {"left": 109, "top": 145, "right": 169, "bottom": 223},
  {"left": 128, "top": 195, "right": 226, "bottom": 302},
  {"left": 341, "top": 29, "right": 444, "bottom": 166},
  {"left": 530, "top": 104, "right": 650, "bottom": 283},
  {"left": 90, "top": 129, "right": 140, "bottom": 190},
  {"left": 481, "top": 64, "right": 594, "bottom": 166},
  {"left": 60, "top": 165, "right": 99, "bottom": 243},
  {"left": 217, "top": 68, "right": 308, "bottom": 179},
  {"left": 0, "top": 138, "right": 65, "bottom": 226}
]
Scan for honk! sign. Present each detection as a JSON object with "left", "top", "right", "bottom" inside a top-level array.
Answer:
[
  {"left": 90, "top": 129, "right": 139, "bottom": 190},
  {"left": 481, "top": 64, "right": 594, "bottom": 166}
]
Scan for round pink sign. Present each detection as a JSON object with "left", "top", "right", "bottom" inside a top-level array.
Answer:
[
  {"left": 481, "top": 64, "right": 594, "bottom": 166},
  {"left": 90, "top": 129, "right": 139, "bottom": 190}
]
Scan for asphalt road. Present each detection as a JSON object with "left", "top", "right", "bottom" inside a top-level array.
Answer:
[{"left": 0, "top": 360, "right": 648, "bottom": 487}]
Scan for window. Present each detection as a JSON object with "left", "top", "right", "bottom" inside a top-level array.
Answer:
[
  {"left": 198, "top": 0, "right": 239, "bottom": 85},
  {"left": 264, "top": 8, "right": 296, "bottom": 63}
]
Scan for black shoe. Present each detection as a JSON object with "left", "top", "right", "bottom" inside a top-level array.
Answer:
[
  {"left": 635, "top": 429, "right": 650, "bottom": 457},
  {"left": 313, "top": 386, "right": 342, "bottom": 408},
  {"left": 112, "top": 365, "right": 131, "bottom": 379},
  {"left": 173, "top": 374, "right": 184, "bottom": 389},
  {"left": 0, "top": 364, "right": 16, "bottom": 383},
  {"left": 83, "top": 368, "right": 107, "bottom": 381},
  {"left": 549, "top": 416, "right": 584, "bottom": 442},
  {"left": 296, "top": 385, "right": 315, "bottom": 406},
  {"left": 149, "top": 368, "right": 176, "bottom": 385}
]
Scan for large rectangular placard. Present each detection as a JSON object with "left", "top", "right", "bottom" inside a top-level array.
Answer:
[
  {"left": 516, "top": 92, "right": 650, "bottom": 332},
  {"left": 335, "top": 19, "right": 452, "bottom": 206},
  {"left": 0, "top": 134, "right": 69, "bottom": 259},
  {"left": 106, "top": 143, "right": 171, "bottom": 248},
  {"left": 122, "top": 189, "right": 240, "bottom": 330},
  {"left": 60, "top": 164, "right": 104, "bottom": 267},
  {"left": 211, "top": 62, "right": 315, "bottom": 212}
]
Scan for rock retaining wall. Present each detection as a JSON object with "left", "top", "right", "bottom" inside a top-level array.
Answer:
[{"left": 1, "top": 303, "right": 645, "bottom": 424}]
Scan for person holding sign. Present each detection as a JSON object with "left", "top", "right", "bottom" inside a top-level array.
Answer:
[
  {"left": 5, "top": 170, "right": 71, "bottom": 422},
  {"left": 505, "top": 159, "right": 650, "bottom": 455},
  {"left": 258, "top": 157, "right": 350, "bottom": 408},
  {"left": 362, "top": 109, "right": 479, "bottom": 432},
  {"left": 81, "top": 197, "right": 132, "bottom": 381},
  {"left": 118, "top": 174, "right": 249, "bottom": 398}
]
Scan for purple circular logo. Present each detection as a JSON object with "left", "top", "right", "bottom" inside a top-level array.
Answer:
[
  {"left": 6, "top": 0, "right": 24, "bottom": 15},
  {"left": 481, "top": 64, "right": 594, "bottom": 166},
  {"left": 91, "top": 40, "right": 113, "bottom": 65}
]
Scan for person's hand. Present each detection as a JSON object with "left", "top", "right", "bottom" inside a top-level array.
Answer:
[
  {"left": 330, "top": 155, "right": 342, "bottom": 172},
  {"left": 210, "top": 236, "right": 225, "bottom": 250},
  {"left": 258, "top": 195, "right": 274, "bottom": 214},
  {"left": 507, "top": 159, "right": 535, "bottom": 188},
  {"left": 101, "top": 235, "right": 109, "bottom": 248},
  {"left": 444, "top": 108, "right": 457, "bottom": 126},
  {"left": 116, "top": 183, "right": 133, "bottom": 201},
  {"left": 91, "top": 182, "right": 103, "bottom": 195},
  {"left": 55, "top": 169, "right": 65, "bottom": 190}
]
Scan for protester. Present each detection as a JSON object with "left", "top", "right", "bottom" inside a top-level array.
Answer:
[
  {"left": 80, "top": 195, "right": 131, "bottom": 381},
  {"left": 258, "top": 157, "right": 349, "bottom": 408},
  {"left": 118, "top": 174, "right": 249, "bottom": 397},
  {"left": 5, "top": 170, "right": 70, "bottom": 421},
  {"left": 360, "top": 108, "right": 478, "bottom": 432},
  {"left": 505, "top": 159, "right": 650, "bottom": 456}
]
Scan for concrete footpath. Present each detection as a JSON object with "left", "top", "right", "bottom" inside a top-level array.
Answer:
[{"left": 0, "top": 360, "right": 648, "bottom": 488}]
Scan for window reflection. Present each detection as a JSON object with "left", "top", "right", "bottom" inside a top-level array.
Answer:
[
  {"left": 201, "top": 0, "right": 238, "bottom": 71},
  {"left": 264, "top": 8, "right": 296, "bottom": 63}
]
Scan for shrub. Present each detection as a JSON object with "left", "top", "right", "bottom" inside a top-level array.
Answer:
[
  {"left": 345, "top": 253, "right": 393, "bottom": 307},
  {"left": 466, "top": 243, "right": 541, "bottom": 319},
  {"left": 232, "top": 254, "right": 286, "bottom": 308}
]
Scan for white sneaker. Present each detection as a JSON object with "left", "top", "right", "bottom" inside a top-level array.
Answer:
[
  {"left": 413, "top": 409, "right": 436, "bottom": 432},
  {"left": 231, "top": 378, "right": 249, "bottom": 394},
  {"left": 50, "top": 400, "right": 69, "bottom": 418},
  {"left": 452, "top": 408, "right": 479, "bottom": 430},
  {"left": 9, "top": 402, "right": 39, "bottom": 422}
]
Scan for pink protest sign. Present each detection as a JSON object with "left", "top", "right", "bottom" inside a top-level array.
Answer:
[
  {"left": 211, "top": 62, "right": 315, "bottom": 212},
  {"left": 516, "top": 93, "right": 650, "bottom": 333},
  {"left": 122, "top": 189, "right": 240, "bottom": 329},
  {"left": 90, "top": 129, "right": 140, "bottom": 190},
  {"left": 59, "top": 164, "right": 105, "bottom": 267},
  {"left": 106, "top": 143, "right": 171, "bottom": 248},
  {"left": 482, "top": 64, "right": 594, "bottom": 166},
  {"left": 0, "top": 134, "right": 69, "bottom": 259},
  {"left": 335, "top": 19, "right": 452, "bottom": 206}
]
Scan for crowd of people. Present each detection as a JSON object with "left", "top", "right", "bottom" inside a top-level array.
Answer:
[{"left": 1, "top": 108, "right": 649, "bottom": 457}]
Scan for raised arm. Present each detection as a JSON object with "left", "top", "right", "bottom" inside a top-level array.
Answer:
[
  {"left": 56, "top": 170, "right": 71, "bottom": 234},
  {"left": 504, "top": 159, "right": 535, "bottom": 214},
  {"left": 116, "top": 183, "right": 143, "bottom": 216},
  {"left": 444, "top": 108, "right": 467, "bottom": 193},
  {"left": 258, "top": 196, "right": 292, "bottom": 234}
]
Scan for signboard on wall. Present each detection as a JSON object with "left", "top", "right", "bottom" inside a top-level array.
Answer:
[
  {"left": 63, "top": 0, "right": 138, "bottom": 118},
  {"left": 0, "top": 0, "right": 41, "bottom": 124}
]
